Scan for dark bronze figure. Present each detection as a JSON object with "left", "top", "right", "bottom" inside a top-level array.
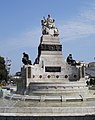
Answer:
[
  {"left": 22, "top": 52, "right": 32, "bottom": 65},
  {"left": 66, "top": 54, "right": 76, "bottom": 66}
]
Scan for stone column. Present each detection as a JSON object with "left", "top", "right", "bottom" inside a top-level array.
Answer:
[
  {"left": 79, "top": 67, "right": 82, "bottom": 79},
  {"left": 79, "top": 65, "right": 85, "bottom": 79},
  {"left": 82, "top": 65, "right": 85, "bottom": 78}
]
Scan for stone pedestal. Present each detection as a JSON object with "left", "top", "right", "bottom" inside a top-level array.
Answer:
[{"left": 19, "top": 34, "right": 87, "bottom": 98}]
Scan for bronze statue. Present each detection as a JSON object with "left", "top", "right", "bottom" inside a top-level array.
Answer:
[
  {"left": 22, "top": 52, "right": 32, "bottom": 65},
  {"left": 66, "top": 54, "right": 81, "bottom": 66},
  {"left": 66, "top": 54, "right": 76, "bottom": 66},
  {"left": 41, "top": 15, "right": 59, "bottom": 36}
]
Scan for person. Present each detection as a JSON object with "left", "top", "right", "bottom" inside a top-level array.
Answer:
[
  {"left": 54, "top": 27, "right": 59, "bottom": 36},
  {"left": 52, "top": 19, "right": 55, "bottom": 28},
  {"left": 47, "top": 14, "right": 53, "bottom": 23},
  {"left": 22, "top": 52, "right": 32, "bottom": 65},
  {"left": 43, "top": 16, "right": 47, "bottom": 26},
  {"left": 23, "top": 52, "right": 29, "bottom": 60},
  {"left": 47, "top": 14, "right": 54, "bottom": 29},
  {"left": 41, "top": 17, "right": 47, "bottom": 27},
  {"left": 66, "top": 54, "right": 76, "bottom": 65}
]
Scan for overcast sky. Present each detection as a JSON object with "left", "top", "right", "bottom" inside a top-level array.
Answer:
[{"left": 0, "top": 0, "right": 95, "bottom": 74}]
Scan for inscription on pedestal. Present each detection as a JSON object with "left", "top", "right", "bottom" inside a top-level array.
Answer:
[
  {"left": 40, "top": 44, "right": 62, "bottom": 51},
  {"left": 45, "top": 66, "right": 61, "bottom": 72}
]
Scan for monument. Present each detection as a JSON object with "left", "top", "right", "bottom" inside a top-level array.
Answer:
[
  {"left": 17, "top": 15, "right": 87, "bottom": 100},
  {"left": 1, "top": 15, "right": 95, "bottom": 119}
]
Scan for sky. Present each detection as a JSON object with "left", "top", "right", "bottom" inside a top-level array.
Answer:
[{"left": 0, "top": 0, "right": 95, "bottom": 75}]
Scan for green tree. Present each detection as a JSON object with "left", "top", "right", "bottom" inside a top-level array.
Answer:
[{"left": 0, "top": 56, "right": 7, "bottom": 82}]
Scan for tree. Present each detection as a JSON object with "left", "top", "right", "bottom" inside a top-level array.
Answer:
[{"left": 0, "top": 56, "right": 7, "bottom": 82}]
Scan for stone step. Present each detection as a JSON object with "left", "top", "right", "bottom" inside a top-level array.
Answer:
[
  {"left": 30, "top": 89, "right": 87, "bottom": 94},
  {"left": 1, "top": 106, "right": 95, "bottom": 116},
  {"left": 29, "top": 82, "right": 86, "bottom": 87},
  {"left": 30, "top": 86, "right": 87, "bottom": 91},
  {"left": 28, "top": 89, "right": 88, "bottom": 96}
]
